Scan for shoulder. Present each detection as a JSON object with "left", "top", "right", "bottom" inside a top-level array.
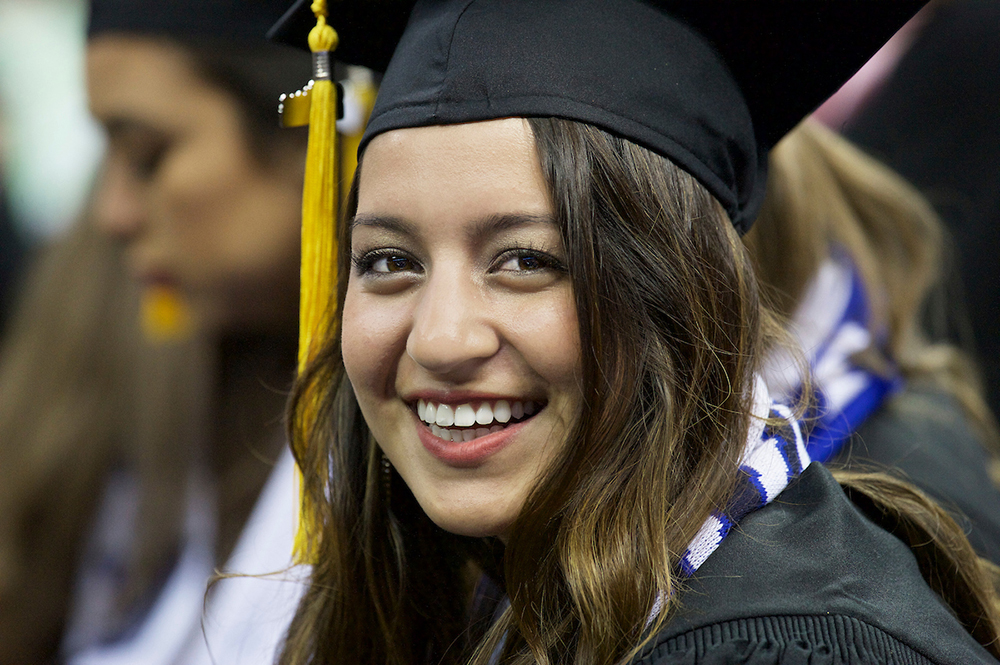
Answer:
[
  {"left": 832, "top": 387, "right": 1000, "bottom": 564},
  {"left": 630, "top": 464, "right": 998, "bottom": 665}
]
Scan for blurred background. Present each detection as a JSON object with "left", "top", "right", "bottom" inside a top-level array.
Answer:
[
  {"left": 0, "top": 0, "right": 104, "bottom": 241},
  {"left": 0, "top": 0, "right": 104, "bottom": 334}
]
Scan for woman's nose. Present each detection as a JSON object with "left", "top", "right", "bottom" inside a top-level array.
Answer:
[
  {"left": 91, "top": 157, "right": 144, "bottom": 239},
  {"left": 406, "top": 271, "right": 500, "bottom": 377}
]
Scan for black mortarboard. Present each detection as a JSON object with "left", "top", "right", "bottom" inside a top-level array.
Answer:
[
  {"left": 270, "top": 0, "right": 925, "bottom": 233},
  {"left": 88, "top": 0, "right": 294, "bottom": 41}
]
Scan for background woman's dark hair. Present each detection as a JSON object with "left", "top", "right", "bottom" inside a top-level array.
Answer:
[
  {"left": 180, "top": 38, "right": 311, "bottom": 163},
  {"left": 0, "top": 222, "right": 210, "bottom": 661}
]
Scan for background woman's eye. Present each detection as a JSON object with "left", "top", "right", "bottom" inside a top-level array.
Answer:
[
  {"left": 111, "top": 130, "right": 170, "bottom": 182},
  {"left": 131, "top": 143, "right": 168, "bottom": 179}
]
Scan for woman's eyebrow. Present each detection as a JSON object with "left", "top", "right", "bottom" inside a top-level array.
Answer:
[
  {"left": 469, "top": 213, "right": 555, "bottom": 239},
  {"left": 349, "top": 214, "right": 415, "bottom": 235},
  {"left": 349, "top": 212, "right": 554, "bottom": 236}
]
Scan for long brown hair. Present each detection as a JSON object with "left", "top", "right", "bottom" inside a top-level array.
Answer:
[
  {"left": 281, "top": 118, "right": 1000, "bottom": 665},
  {"left": 0, "top": 222, "right": 210, "bottom": 661}
]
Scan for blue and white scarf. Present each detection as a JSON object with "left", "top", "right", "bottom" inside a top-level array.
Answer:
[
  {"left": 677, "top": 377, "right": 810, "bottom": 577},
  {"left": 644, "top": 376, "right": 809, "bottom": 626},
  {"left": 762, "top": 255, "right": 902, "bottom": 463}
]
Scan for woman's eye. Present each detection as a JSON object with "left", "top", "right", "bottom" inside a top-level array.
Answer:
[
  {"left": 111, "top": 132, "right": 170, "bottom": 181},
  {"left": 132, "top": 144, "right": 167, "bottom": 179},
  {"left": 353, "top": 250, "right": 421, "bottom": 276},
  {"left": 500, "top": 255, "right": 541, "bottom": 271},
  {"left": 373, "top": 255, "right": 416, "bottom": 273},
  {"left": 494, "top": 250, "right": 564, "bottom": 274}
]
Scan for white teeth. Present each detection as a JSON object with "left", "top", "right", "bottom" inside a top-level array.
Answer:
[
  {"left": 435, "top": 404, "right": 455, "bottom": 427},
  {"left": 475, "top": 403, "right": 494, "bottom": 425},
  {"left": 490, "top": 425, "right": 502, "bottom": 433},
  {"left": 454, "top": 404, "right": 476, "bottom": 427},
  {"left": 493, "top": 400, "right": 511, "bottom": 423},
  {"left": 420, "top": 398, "right": 542, "bottom": 434}
]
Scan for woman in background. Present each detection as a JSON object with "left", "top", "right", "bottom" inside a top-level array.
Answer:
[
  {"left": 747, "top": 120, "right": 1000, "bottom": 562},
  {"left": 0, "top": 0, "right": 311, "bottom": 661}
]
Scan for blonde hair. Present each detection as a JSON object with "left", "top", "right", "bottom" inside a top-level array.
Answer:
[{"left": 746, "top": 120, "right": 1000, "bottom": 457}]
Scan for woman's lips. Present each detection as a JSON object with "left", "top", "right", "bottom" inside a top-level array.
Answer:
[{"left": 414, "top": 410, "right": 535, "bottom": 468}]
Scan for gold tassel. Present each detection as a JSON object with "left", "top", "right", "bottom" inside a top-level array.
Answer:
[{"left": 293, "top": 0, "right": 339, "bottom": 564}]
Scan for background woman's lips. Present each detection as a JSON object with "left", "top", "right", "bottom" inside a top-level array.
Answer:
[{"left": 132, "top": 263, "right": 179, "bottom": 286}]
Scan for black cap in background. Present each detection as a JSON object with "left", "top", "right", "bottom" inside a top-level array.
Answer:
[{"left": 89, "top": 0, "right": 294, "bottom": 41}]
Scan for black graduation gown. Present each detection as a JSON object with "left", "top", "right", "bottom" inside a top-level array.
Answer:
[
  {"left": 832, "top": 388, "right": 1000, "bottom": 565},
  {"left": 630, "top": 463, "right": 998, "bottom": 664}
]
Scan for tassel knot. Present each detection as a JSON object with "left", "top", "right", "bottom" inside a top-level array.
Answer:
[{"left": 308, "top": 1, "right": 339, "bottom": 53}]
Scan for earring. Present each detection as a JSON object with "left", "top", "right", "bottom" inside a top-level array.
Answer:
[{"left": 381, "top": 451, "right": 392, "bottom": 501}]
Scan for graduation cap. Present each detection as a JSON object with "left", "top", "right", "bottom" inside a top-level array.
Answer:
[{"left": 272, "top": 0, "right": 926, "bottom": 562}]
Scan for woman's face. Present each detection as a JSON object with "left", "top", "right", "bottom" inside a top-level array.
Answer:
[
  {"left": 344, "top": 118, "right": 583, "bottom": 539},
  {"left": 86, "top": 35, "right": 302, "bottom": 333}
]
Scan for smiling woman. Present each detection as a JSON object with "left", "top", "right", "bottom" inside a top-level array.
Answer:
[
  {"left": 345, "top": 119, "right": 582, "bottom": 539},
  {"left": 274, "top": 1, "right": 1000, "bottom": 664}
]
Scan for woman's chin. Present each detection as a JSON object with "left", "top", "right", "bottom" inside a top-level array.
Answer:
[{"left": 421, "top": 502, "right": 514, "bottom": 540}]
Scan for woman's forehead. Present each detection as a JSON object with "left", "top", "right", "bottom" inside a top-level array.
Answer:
[
  {"left": 357, "top": 119, "right": 550, "bottom": 223},
  {"left": 362, "top": 118, "right": 536, "bottom": 170}
]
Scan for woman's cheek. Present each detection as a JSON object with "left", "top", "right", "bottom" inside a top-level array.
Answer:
[
  {"left": 340, "top": 287, "right": 373, "bottom": 389},
  {"left": 505, "top": 287, "right": 581, "bottom": 378},
  {"left": 341, "top": 287, "right": 411, "bottom": 399}
]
